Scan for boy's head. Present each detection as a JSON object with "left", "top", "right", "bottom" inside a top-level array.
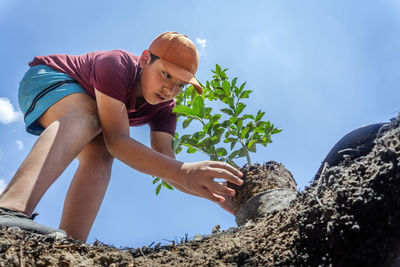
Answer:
[{"left": 138, "top": 32, "right": 201, "bottom": 105}]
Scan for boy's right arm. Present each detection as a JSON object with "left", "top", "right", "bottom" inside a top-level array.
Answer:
[{"left": 94, "top": 89, "right": 243, "bottom": 203}]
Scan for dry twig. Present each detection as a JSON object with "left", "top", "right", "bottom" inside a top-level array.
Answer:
[{"left": 315, "top": 162, "right": 328, "bottom": 207}]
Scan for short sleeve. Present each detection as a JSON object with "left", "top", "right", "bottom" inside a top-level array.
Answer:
[
  {"left": 149, "top": 101, "right": 177, "bottom": 136},
  {"left": 90, "top": 50, "right": 131, "bottom": 102}
]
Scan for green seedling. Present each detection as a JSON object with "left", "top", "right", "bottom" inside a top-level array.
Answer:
[{"left": 153, "top": 64, "right": 281, "bottom": 194}]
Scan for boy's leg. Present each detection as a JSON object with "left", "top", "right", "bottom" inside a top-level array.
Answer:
[
  {"left": 0, "top": 93, "right": 101, "bottom": 216},
  {"left": 59, "top": 133, "right": 114, "bottom": 242}
]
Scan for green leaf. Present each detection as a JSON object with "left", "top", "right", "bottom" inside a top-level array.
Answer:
[
  {"left": 231, "top": 77, "right": 238, "bottom": 92},
  {"left": 241, "top": 126, "right": 250, "bottom": 139},
  {"left": 272, "top": 128, "right": 282, "bottom": 134},
  {"left": 229, "top": 117, "right": 238, "bottom": 124},
  {"left": 228, "top": 97, "right": 235, "bottom": 109},
  {"left": 237, "top": 147, "right": 246, "bottom": 157},
  {"left": 212, "top": 114, "right": 221, "bottom": 122},
  {"left": 162, "top": 181, "right": 174, "bottom": 190},
  {"left": 221, "top": 108, "right": 234, "bottom": 116},
  {"left": 235, "top": 103, "right": 246, "bottom": 116},
  {"left": 183, "top": 118, "right": 193, "bottom": 129},
  {"left": 193, "top": 131, "right": 206, "bottom": 141},
  {"left": 248, "top": 143, "right": 257, "bottom": 152},
  {"left": 204, "top": 107, "right": 212, "bottom": 118},
  {"left": 220, "top": 71, "right": 227, "bottom": 80},
  {"left": 216, "top": 64, "right": 222, "bottom": 75},
  {"left": 225, "top": 137, "right": 238, "bottom": 142},
  {"left": 187, "top": 147, "right": 197, "bottom": 153},
  {"left": 214, "top": 88, "right": 224, "bottom": 96},
  {"left": 228, "top": 149, "right": 240, "bottom": 160},
  {"left": 212, "top": 135, "right": 220, "bottom": 144},
  {"left": 173, "top": 105, "right": 194, "bottom": 116},
  {"left": 256, "top": 121, "right": 266, "bottom": 129},
  {"left": 241, "top": 114, "right": 255, "bottom": 120},
  {"left": 191, "top": 87, "right": 196, "bottom": 102},
  {"left": 211, "top": 79, "right": 221, "bottom": 89},
  {"left": 192, "top": 95, "right": 204, "bottom": 118},
  {"left": 222, "top": 81, "right": 230, "bottom": 96},
  {"left": 239, "top": 82, "right": 247, "bottom": 92},
  {"left": 153, "top": 177, "right": 160, "bottom": 184},
  {"left": 172, "top": 137, "right": 181, "bottom": 151},
  {"left": 256, "top": 111, "right": 265, "bottom": 121},
  {"left": 216, "top": 147, "right": 227, "bottom": 156},
  {"left": 202, "top": 122, "right": 210, "bottom": 135},
  {"left": 213, "top": 127, "right": 224, "bottom": 137},
  {"left": 203, "top": 137, "right": 213, "bottom": 147},
  {"left": 230, "top": 141, "right": 237, "bottom": 150},
  {"left": 222, "top": 120, "right": 231, "bottom": 127},
  {"left": 236, "top": 119, "right": 243, "bottom": 130},
  {"left": 156, "top": 184, "right": 162, "bottom": 195},
  {"left": 239, "top": 90, "right": 252, "bottom": 99},
  {"left": 180, "top": 134, "right": 191, "bottom": 141},
  {"left": 247, "top": 139, "right": 259, "bottom": 149}
]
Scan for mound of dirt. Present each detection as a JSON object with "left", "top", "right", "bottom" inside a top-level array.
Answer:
[{"left": 0, "top": 117, "right": 399, "bottom": 266}]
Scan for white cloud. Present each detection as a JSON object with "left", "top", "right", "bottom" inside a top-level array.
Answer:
[
  {"left": 0, "top": 178, "right": 6, "bottom": 194},
  {"left": 16, "top": 140, "right": 24, "bottom": 150},
  {"left": 0, "top": 97, "right": 23, "bottom": 124},
  {"left": 196, "top": 38, "right": 207, "bottom": 49},
  {"left": 196, "top": 38, "right": 207, "bottom": 56}
]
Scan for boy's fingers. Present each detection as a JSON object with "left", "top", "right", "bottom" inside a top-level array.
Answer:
[
  {"left": 198, "top": 186, "right": 224, "bottom": 203},
  {"left": 209, "top": 161, "right": 243, "bottom": 178},
  {"left": 211, "top": 192, "right": 226, "bottom": 203},
  {"left": 212, "top": 181, "right": 236, "bottom": 196},
  {"left": 208, "top": 167, "right": 243, "bottom": 186}
]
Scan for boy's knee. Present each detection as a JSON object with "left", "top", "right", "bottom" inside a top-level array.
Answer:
[{"left": 77, "top": 134, "right": 114, "bottom": 166}]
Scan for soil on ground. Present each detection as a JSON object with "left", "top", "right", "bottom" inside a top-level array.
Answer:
[{"left": 1, "top": 116, "right": 400, "bottom": 266}]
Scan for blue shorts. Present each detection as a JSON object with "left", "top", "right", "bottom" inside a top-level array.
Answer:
[{"left": 18, "top": 65, "right": 88, "bottom": 135}]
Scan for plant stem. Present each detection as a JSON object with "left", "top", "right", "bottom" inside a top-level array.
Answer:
[{"left": 239, "top": 139, "right": 251, "bottom": 167}]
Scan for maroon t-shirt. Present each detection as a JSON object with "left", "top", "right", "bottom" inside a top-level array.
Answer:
[{"left": 29, "top": 50, "right": 177, "bottom": 136}]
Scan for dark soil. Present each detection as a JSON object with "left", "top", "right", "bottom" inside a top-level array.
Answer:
[
  {"left": 228, "top": 161, "right": 297, "bottom": 214},
  {"left": 1, "top": 116, "right": 400, "bottom": 266}
]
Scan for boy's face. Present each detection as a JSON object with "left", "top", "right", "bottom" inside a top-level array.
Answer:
[{"left": 138, "top": 50, "right": 187, "bottom": 105}]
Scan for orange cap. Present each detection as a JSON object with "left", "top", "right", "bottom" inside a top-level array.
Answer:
[{"left": 149, "top": 32, "right": 202, "bottom": 94}]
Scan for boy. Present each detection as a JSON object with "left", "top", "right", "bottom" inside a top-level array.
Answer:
[{"left": 0, "top": 32, "right": 243, "bottom": 242}]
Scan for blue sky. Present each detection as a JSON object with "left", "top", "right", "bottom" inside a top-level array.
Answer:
[{"left": 0, "top": 1, "right": 399, "bottom": 248}]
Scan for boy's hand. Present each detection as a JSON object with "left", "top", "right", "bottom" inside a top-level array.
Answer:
[
  {"left": 174, "top": 161, "right": 243, "bottom": 204},
  {"left": 214, "top": 181, "right": 235, "bottom": 215}
]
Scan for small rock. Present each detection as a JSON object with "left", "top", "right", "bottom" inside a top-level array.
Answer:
[
  {"left": 352, "top": 224, "right": 360, "bottom": 232},
  {"left": 212, "top": 224, "right": 220, "bottom": 234},
  {"left": 244, "top": 220, "right": 255, "bottom": 228},
  {"left": 47, "top": 231, "right": 67, "bottom": 240},
  {"left": 193, "top": 233, "right": 203, "bottom": 242},
  {"left": 7, "top": 226, "right": 22, "bottom": 232}
]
